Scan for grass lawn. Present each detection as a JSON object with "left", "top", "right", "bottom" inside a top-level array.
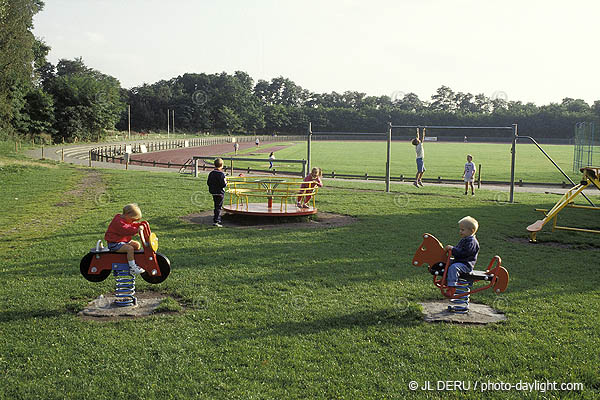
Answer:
[
  {"left": 0, "top": 140, "right": 599, "bottom": 399},
  {"left": 231, "top": 141, "right": 577, "bottom": 185}
]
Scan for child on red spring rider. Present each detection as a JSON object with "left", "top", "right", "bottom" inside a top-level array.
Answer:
[
  {"left": 297, "top": 167, "right": 323, "bottom": 208},
  {"left": 104, "top": 203, "right": 146, "bottom": 274},
  {"left": 443, "top": 216, "right": 479, "bottom": 297}
]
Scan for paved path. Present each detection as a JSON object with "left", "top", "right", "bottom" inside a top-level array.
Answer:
[{"left": 25, "top": 142, "right": 600, "bottom": 196}]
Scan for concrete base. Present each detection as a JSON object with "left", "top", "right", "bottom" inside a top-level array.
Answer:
[
  {"left": 78, "top": 292, "right": 166, "bottom": 320},
  {"left": 419, "top": 301, "right": 507, "bottom": 324}
]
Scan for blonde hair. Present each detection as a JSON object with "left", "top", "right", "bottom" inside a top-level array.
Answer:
[
  {"left": 214, "top": 158, "right": 223, "bottom": 168},
  {"left": 123, "top": 203, "right": 142, "bottom": 220},
  {"left": 459, "top": 216, "right": 478, "bottom": 233}
]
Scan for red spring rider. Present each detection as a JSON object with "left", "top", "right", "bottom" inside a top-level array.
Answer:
[
  {"left": 80, "top": 221, "right": 171, "bottom": 306},
  {"left": 412, "top": 233, "right": 508, "bottom": 313}
]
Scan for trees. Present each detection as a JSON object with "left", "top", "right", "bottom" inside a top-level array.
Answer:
[
  {"left": 429, "top": 85, "right": 456, "bottom": 112},
  {"left": 45, "top": 58, "right": 124, "bottom": 142},
  {"left": 0, "top": 0, "right": 45, "bottom": 136}
]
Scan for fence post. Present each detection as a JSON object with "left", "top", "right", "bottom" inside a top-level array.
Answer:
[
  {"left": 386, "top": 122, "right": 392, "bottom": 193},
  {"left": 307, "top": 122, "right": 312, "bottom": 174},
  {"left": 509, "top": 124, "right": 518, "bottom": 203}
]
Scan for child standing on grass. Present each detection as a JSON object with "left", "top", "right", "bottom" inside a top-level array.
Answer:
[
  {"left": 207, "top": 158, "right": 227, "bottom": 227},
  {"left": 443, "top": 216, "right": 480, "bottom": 296},
  {"left": 412, "top": 127, "right": 426, "bottom": 187},
  {"left": 463, "top": 154, "right": 476, "bottom": 195},
  {"left": 105, "top": 204, "right": 145, "bottom": 274},
  {"left": 297, "top": 167, "right": 323, "bottom": 208}
]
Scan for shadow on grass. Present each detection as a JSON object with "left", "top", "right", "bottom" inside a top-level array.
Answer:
[
  {"left": 0, "top": 308, "right": 68, "bottom": 322},
  {"left": 225, "top": 306, "right": 423, "bottom": 341}
]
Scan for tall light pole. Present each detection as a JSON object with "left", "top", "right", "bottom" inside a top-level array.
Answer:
[{"left": 128, "top": 104, "right": 131, "bottom": 139}]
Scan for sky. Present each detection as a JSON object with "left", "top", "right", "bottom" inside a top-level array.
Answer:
[{"left": 33, "top": 0, "right": 600, "bottom": 106}]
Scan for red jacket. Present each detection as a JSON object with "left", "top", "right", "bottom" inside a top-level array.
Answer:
[{"left": 104, "top": 214, "right": 140, "bottom": 243}]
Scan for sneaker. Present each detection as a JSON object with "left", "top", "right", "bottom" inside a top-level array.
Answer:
[
  {"left": 129, "top": 264, "right": 145, "bottom": 274},
  {"left": 213, "top": 222, "right": 223, "bottom": 227},
  {"left": 418, "top": 181, "right": 424, "bottom": 187},
  {"left": 471, "top": 192, "right": 475, "bottom": 196},
  {"left": 296, "top": 202, "right": 302, "bottom": 208},
  {"left": 464, "top": 192, "right": 468, "bottom": 195},
  {"left": 413, "top": 182, "right": 419, "bottom": 188}
]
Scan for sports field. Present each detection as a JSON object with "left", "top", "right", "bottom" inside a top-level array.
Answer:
[
  {"left": 1, "top": 140, "right": 599, "bottom": 399},
  {"left": 232, "top": 141, "right": 576, "bottom": 184}
]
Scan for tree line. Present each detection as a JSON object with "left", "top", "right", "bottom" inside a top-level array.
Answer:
[{"left": 2, "top": 1, "right": 599, "bottom": 143}]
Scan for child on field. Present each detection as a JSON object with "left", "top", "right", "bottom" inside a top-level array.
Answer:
[
  {"left": 412, "top": 127, "right": 426, "bottom": 187},
  {"left": 297, "top": 167, "right": 323, "bottom": 208},
  {"left": 268, "top": 152, "right": 275, "bottom": 169},
  {"left": 443, "top": 216, "right": 480, "bottom": 296},
  {"left": 463, "top": 154, "right": 476, "bottom": 195},
  {"left": 104, "top": 204, "right": 145, "bottom": 274},
  {"left": 207, "top": 158, "right": 227, "bottom": 227}
]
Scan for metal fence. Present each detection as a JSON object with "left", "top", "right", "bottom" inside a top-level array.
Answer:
[{"left": 573, "top": 122, "right": 599, "bottom": 172}]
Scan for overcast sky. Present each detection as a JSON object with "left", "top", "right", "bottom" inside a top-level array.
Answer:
[{"left": 33, "top": 0, "right": 599, "bottom": 105}]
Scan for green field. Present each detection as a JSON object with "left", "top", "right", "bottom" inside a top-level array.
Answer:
[
  {"left": 232, "top": 141, "right": 576, "bottom": 185},
  {"left": 1, "top": 141, "right": 599, "bottom": 399}
]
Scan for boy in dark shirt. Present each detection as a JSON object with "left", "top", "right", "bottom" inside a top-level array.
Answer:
[
  {"left": 444, "top": 216, "right": 480, "bottom": 292},
  {"left": 207, "top": 158, "right": 227, "bottom": 227}
]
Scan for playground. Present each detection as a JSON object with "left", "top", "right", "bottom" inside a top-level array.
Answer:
[{"left": 1, "top": 133, "right": 599, "bottom": 399}]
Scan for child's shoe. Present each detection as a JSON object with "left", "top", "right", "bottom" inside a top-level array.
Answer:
[
  {"left": 413, "top": 182, "right": 419, "bottom": 188},
  {"left": 129, "top": 263, "right": 145, "bottom": 274},
  {"left": 442, "top": 286, "right": 456, "bottom": 298}
]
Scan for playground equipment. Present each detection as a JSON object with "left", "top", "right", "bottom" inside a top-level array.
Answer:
[
  {"left": 308, "top": 122, "right": 518, "bottom": 193},
  {"left": 573, "top": 122, "right": 599, "bottom": 172},
  {"left": 80, "top": 221, "right": 171, "bottom": 306},
  {"left": 314, "top": 121, "right": 573, "bottom": 203},
  {"left": 412, "top": 233, "right": 509, "bottom": 313},
  {"left": 224, "top": 176, "right": 320, "bottom": 216},
  {"left": 527, "top": 167, "right": 600, "bottom": 242}
]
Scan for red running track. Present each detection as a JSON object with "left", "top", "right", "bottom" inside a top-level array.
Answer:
[{"left": 129, "top": 141, "right": 292, "bottom": 167}]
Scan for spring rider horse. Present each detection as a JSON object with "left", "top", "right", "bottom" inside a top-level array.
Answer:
[
  {"left": 412, "top": 233, "right": 509, "bottom": 313},
  {"left": 80, "top": 221, "right": 171, "bottom": 306}
]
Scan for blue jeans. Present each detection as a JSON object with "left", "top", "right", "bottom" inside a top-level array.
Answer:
[{"left": 447, "top": 262, "right": 472, "bottom": 286}]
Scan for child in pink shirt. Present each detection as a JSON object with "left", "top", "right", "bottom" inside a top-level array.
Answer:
[{"left": 297, "top": 167, "right": 323, "bottom": 208}]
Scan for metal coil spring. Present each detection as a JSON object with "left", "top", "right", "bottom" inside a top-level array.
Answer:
[
  {"left": 113, "top": 264, "right": 137, "bottom": 307},
  {"left": 448, "top": 278, "right": 472, "bottom": 314}
]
